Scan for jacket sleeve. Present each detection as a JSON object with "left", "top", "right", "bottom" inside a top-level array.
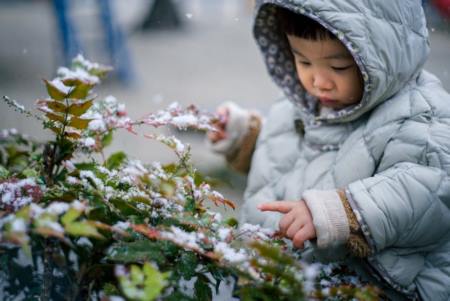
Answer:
[{"left": 345, "top": 118, "right": 450, "bottom": 254}]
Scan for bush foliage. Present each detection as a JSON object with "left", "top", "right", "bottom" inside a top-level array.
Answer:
[{"left": 0, "top": 56, "right": 380, "bottom": 301}]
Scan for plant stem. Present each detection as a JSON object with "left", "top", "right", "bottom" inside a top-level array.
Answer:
[
  {"left": 48, "top": 98, "right": 70, "bottom": 185},
  {"left": 41, "top": 239, "right": 54, "bottom": 301}
]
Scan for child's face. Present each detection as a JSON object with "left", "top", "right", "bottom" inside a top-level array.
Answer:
[{"left": 287, "top": 35, "right": 364, "bottom": 110}]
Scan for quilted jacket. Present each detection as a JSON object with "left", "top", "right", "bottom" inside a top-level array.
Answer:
[{"left": 240, "top": 0, "right": 450, "bottom": 299}]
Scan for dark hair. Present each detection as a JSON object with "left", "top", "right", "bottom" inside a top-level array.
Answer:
[{"left": 276, "top": 7, "right": 336, "bottom": 40}]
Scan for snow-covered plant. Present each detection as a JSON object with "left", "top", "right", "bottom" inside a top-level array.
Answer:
[{"left": 0, "top": 56, "right": 380, "bottom": 301}]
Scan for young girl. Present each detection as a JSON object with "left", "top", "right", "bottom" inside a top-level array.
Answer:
[{"left": 208, "top": 1, "right": 450, "bottom": 300}]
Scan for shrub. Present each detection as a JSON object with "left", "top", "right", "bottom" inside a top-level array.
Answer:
[{"left": 0, "top": 56, "right": 380, "bottom": 301}]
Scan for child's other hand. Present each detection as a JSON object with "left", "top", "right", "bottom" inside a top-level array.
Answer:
[
  {"left": 207, "top": 106, "right": 229, "bottom": 143},
  {"left": 258, "top": 201, "right": 316, "bottom": 249}
]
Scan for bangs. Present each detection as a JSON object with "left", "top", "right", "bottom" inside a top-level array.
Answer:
[{"left": 277, "top": 7, "right": 336, "bottom": 40}]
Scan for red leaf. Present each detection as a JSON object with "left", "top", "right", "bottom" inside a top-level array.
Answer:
[{"left": 132, "top": 224, "right": 161, "bottom": 239}]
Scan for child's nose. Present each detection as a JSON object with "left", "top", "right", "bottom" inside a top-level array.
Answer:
[{"left": 313, "top": 74, "right": 333, "bottom": 91}]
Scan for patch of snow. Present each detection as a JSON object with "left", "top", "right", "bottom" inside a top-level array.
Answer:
[
  {"left": 50, "top": 78, "right": 71, "bottom": 94},
  {"left": 82, "top": 137, "right": 96, "bottom": 148},
  {"left": 217, "top": 228, "right": 231, "bottom": 241},
  {"left": 88, "top": 119, "right": 107, "bottom": 132},
  {"left": 67, "top": 176, "right": 80, "bottom": 185},
  {"left": 11, "top": 218, "right": 27, "bottom": 232},
  {"left": 214, "top": 242, "right": 247, "bottom": 263},
  {"left": 77, "top": 237, "right": 93, "bottom": 248},
  {"left": 62, "top": 160, "right": 76, "bottom": 172},
  {"left": 172, "top": 114, "right": 198, "bottom": 129},
  {"left": 30, "top": 203, "right": 44, "bottom": 217},
  {"left": 113, "top": 221, "right": 130, "bottom": 231},
  {"left": 40, "top": 220, "right": 64, "bottom": 233},
  {"left": 46, "top": 202, "right": 70, "bottom": 215},
  {"left": 13, "top": 248, "right": 33, "bottom": 267},
  {"left": 71, "top": 200, "right": 86, "bottom": 211}
]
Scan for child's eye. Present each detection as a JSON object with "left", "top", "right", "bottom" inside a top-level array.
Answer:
[
  {"left": 332, "top": 66, "right": 352, "bottom": 71},
  {"left": 298, "top": 61, "right": 311, "bottom": 66}
]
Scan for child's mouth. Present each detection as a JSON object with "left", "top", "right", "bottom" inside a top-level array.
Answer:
[{"left": 318, "top": 97, "right": 337, "bottom": 106}]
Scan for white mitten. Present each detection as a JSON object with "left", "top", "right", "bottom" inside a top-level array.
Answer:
[{"left": 206, "top": 101, "right": 252, "bottom": 156}]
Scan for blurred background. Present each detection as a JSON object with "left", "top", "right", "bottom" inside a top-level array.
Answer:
[{"left": 0, "top": 0, "right": 449, "bottom": 218}]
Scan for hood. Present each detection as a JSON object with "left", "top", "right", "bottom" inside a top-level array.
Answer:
[{"left": 253, "top": 0, "right": 430, "bottom": 123}]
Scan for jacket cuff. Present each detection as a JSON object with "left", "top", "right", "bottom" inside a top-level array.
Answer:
[
  {"left": 337, "top": 190, "right": 372, "bottom": 257},
  {"left": 206, "top": 101, "right": 252, "bottom": 155},
  {"left": 226, "top": 114, "right": 262, "bottom": 173},
  {"left": 302, "top": 189, "right": 350, "bottom": 248}
]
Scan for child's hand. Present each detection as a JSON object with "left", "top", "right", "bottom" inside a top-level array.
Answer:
[
  {"left": 258, "top": 201, "right": 316, "bottom": 249},
  {"left": 207, "top": 106, "right": 229, "bottom": 143}
]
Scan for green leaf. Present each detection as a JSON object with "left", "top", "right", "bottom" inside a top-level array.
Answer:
[
  {"left": 87, "top": 203, "right": 114, "bottom": 224},
  {"left": 61, "top": 208, "right": 82, "bottom": 225},
  {"left": 0, "top": 165, "right": 9, "bottom": 179},
  {"left": 62, "top": 78, "right": 84, "bottom": 86},
  {"left": 250, "top": 241, "right": 294, "bottom": 267},
  {"left": 68, "top": 98, "right": 94, "bottom": 116},
  {"left": 88, "top": 66, "right": 113, "bottom": 78},
  {"left": 184, "top": 196, "right": 196, "bottom": 213},
  {"left": 142, "top": 263, "right": 169, "bottom": 300},
  {"left": 118, "top": 263, "right": 168, "bottom": 301},
  {"left": 44, "top": 79, "right": 67, "bottom": 101},
  {"left": 65, "top": 221, "right": 103, "bottom": 238},
  {"left": 194, "top": 275, "right": 213, "bottom": 301},
  {"left": 102, "top": 283, "right": 120, "bottom": 296},
  {"left": 37, "top": 99, "right": 67, "bottom": 113},
  {"left": 225, "top": 217, "right": 239, "bottom": 228},
  {"left": 15, "top": 206, "right": 31, "bottom": 221},
  {"left": 55, "top": 138, "right": 75, "bottom": 162},
  {"left": 65, "top": 130, "right": 81, "bottom": 139},
  {"left": 49, "top": 126, "right": 62, "bottom": 135},
  {"left": 68, "top": 82, "right": 94, "bottom": 100},
  {"left": 105, "top": 151, "right": 126, "bottom": 170},
  {"left": 75, "top": 162, "right": 97, "bottom": 171},
  {"left": 101, "top": 130, "right": 114, "bottom": 148},
  {"left": 46, "top": 112, "right": 65, "bottom": 123},
  {"left": 106, "top": 240, "right": 167, "bottom": 264},
  {"left": 162, "top": 163, "right": 177, "bottom": 174},
  {"left": 109, "top": 198, "right": 141, "bottom": 216},
  {"left": 68, "top": 117, "right": 91, "bottom": 130},
  {"left": 177, "top": 252, "right": 198, "bottom": 279},
  {"left": 160, "top": 180, "right": 176, "bottom": 197},
  {"left": 164, "top": 291, "right": 194, "bottom": 301},
  {"left": 207, "top": 265, "right": 229, "bottom": 294},
  {"left": 22, "top": 168, "right": 39, "bottom": 178}
]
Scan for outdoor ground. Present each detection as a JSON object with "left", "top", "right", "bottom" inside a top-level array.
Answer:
[{"left": 1, "top": 0, "right": 449, "bottom": 219}]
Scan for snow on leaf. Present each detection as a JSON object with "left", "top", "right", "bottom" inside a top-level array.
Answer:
[
  {"left": 141, "top": 102, "right": 215, "bottom": 131},
  {"left": 44, "top": 79, "right": 69, "bottom": 100},
  {"left": 0, "top": 178, "right": 42, "bottom": 213}
]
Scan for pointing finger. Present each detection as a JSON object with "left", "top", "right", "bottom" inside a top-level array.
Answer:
[{"left": 257, "top": 201, "right": 298, "bottom": 213}]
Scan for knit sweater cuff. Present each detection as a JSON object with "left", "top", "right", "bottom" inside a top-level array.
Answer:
[{"left": 302, "top": 189, "right": 350, "bottom": 248}]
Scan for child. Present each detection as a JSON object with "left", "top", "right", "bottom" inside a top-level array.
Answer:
[{"left": 208, "top": 0, "right": 450, "bottom": 300}]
